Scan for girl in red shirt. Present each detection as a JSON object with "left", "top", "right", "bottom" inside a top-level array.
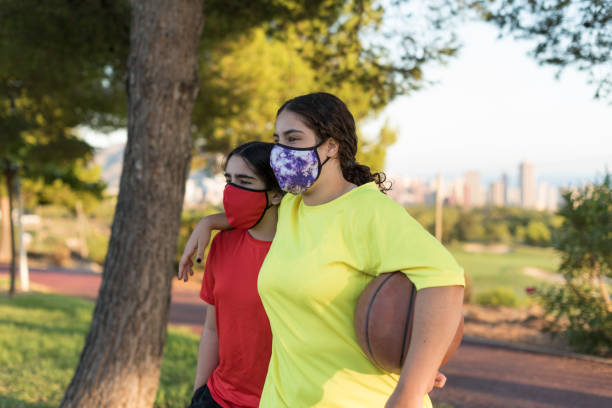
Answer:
[{"left": 186, "top": 141, "right": 283, "bottom": 408}]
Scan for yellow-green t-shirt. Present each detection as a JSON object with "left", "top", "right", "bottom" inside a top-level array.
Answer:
[{"left": 257, "top": 182, "right": 465, "bottom": 408}]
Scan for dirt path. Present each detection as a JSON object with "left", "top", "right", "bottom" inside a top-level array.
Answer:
[{"left": 3, "top": 266, "right": 611, "bottom": 408}]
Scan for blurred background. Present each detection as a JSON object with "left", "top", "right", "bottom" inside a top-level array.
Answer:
[{"left": 1, "top": 1, "right": 610, "bottom": 407}]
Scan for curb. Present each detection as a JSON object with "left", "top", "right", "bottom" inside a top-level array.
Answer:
[{"left": 462, "top": 335, "right": 612, "bottom": 366}]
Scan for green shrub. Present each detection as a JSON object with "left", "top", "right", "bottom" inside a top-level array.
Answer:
[
  {"left": 539, "top": 282, "right": 612, "bottom": 357},
  {"left": 475, "top": 287, "right": 518, "bottom": 307},
  {"left": 85, "top": 230, "right": 109, "bottom": 265},
  {"left": 540, "top": 173, "right": 612, "bottom": 357}
]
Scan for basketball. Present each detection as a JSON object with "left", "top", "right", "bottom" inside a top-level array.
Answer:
[{"left": 354, "top": 271, "right": 463, "bottom": 373}]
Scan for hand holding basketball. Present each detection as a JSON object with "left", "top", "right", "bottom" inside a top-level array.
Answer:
[{"left": 354, "top": 272, "right": 463, "bottom": 373}]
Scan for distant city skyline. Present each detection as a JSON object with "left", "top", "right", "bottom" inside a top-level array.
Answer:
[{"left": 387, "top": 160, "right": 560, "bottom": 211}]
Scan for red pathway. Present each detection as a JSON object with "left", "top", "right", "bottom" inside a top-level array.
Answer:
[
  {"left": 0, "top": 265, "right": 206, "bottom": 334},
  {"left": 2, "top": 266, "right": 612, "bottom": 408}
]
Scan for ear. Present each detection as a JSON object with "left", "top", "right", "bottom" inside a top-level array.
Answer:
[
  {"left": 269, "top": 190, "right": 283, "bottom": 206},
  {"left": 325, "top": 138, "right": 340, "bottom": 159}
]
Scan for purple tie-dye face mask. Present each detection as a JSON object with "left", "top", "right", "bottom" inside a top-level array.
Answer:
[{"left": 270, "top": 141, "right": 330, "bottom": 195}]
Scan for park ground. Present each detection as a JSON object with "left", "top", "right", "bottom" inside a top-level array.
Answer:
[{"left": 2, "top": 247, "right": 612, "bottom": 408}]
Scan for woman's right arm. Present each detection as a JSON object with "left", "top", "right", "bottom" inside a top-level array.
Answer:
[
  {"left": 193, "top": 304, "right": 219, "bottom": 391},
  {"left": 178, "top": 213, "right": 229, "bottom": 281}
]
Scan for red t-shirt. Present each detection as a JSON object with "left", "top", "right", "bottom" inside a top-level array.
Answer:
[{"left": 200, "top": 228, "right": 273, "bottom": 408}]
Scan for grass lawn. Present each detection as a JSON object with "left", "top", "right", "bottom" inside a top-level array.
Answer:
[
  {"left": 448, "top": 245, "right": 560, "bottom": 302},
  {"left": 0, "top": 292, "right": 199, "bottom": 408}
]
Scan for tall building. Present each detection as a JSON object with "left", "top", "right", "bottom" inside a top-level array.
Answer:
[
  {"left": 502, "top": 173, "right": 509, "bottom": 206},
  {"left": 448, "top": 178, "right": 465, "bottom": 206},
  {"left": 464, "top": 171, "right": 483, "bottom": 208},
  {"left": 519, "top": 161, "right": 537, "bottom": 209},
  {"left": 547, "top": 186, "right": 560, "bottom": 212},
  {"left": 490, "top": 181, "right": 505, "bottom": 206}
]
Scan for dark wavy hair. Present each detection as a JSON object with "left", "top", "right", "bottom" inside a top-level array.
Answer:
[
  {"left": 225, "top": 141, "right": 282, "bottom": 193},
  {"left": 277, "top": 92, "right": 390, "bottom": 193}
]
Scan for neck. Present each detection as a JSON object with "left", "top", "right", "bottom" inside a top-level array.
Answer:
[
  {"left": 248, "top": 205, "right": 278, "bottom": 241},
  {"left": 302, "top": 159, "right": 356, "bottom": 206}
]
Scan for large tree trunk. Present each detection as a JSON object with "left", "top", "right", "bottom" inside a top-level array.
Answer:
[{"left": 60, "top": 1, "right": 204, "bottom": 407}]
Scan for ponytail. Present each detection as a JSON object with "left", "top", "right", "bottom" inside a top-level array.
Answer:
[{"left": 340, "top": 159, "right": 391, "bottom": 194}]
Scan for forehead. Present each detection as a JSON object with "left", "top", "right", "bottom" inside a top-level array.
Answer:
[
  {"left": 275, "top": 110, "right": 310, "bottom": 132},
  {"left": 225, "top": 154, "right": 256, "bottom": 175}
]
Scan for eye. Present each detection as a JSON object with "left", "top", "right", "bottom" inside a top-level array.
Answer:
[{"left": 287, "top": 136, "right": 298, "bottom": 143}]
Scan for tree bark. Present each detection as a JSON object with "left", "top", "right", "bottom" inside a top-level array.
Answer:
[
  {"left": 60, "top": 1, "right": 204, "bottom": 407},
  {"left": 0, "top": 194, "right": 11, "bottom": 263},
  {"left": 4, "top": 168, "right": 17, "bottom": 296}
]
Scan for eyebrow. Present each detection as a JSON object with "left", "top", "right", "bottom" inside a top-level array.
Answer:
[
  {"left": 273, "top": 129, "right": 305, "bottom": 138},
  {"left": 224, "top": 172, "right": 256, "bottom": 180}
]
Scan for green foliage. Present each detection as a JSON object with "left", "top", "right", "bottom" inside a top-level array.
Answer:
[
  {"left": 85, "top": 231, "right": 110, "bottom": 266},
  {"left": 0, "top": 90, "right": 106, "bottom": 212},
  {"left": 539, "top": 282, "right": 612, "bottom": 357},
  {"left": 21, "top": 162, "right": 106, "bottom": 213},
  {"left": 408, "top": 205, "right": 556, "bottom": 245},
  {"left": 486, "top": 222, "right": 512, "bottom": 243},
  {"left": 475, "top": 286, "right": 518, "bottom": 307},
  {"left": 537, "top": 173, "right": 612, "bottom": 356},
  {"left": 555, "top": 174, "right": 612, "bottom": 280},
  {"left": 478, "top": 0, "right": 612, "bottom": 100},
  {"left": 525, "top": 220, "right": 551, "bottom": 245},
  {"left": 454, "top": 211, "right": 486, "bottom": 242},
  {"left": 1, "top": 0, "right": 462, "bottom": 175},
  {"left": 0, "top": 292, "right": 200, "bottom": 408}
]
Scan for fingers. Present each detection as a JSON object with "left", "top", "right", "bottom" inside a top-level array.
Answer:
[
  {"left": 183, "top": 258, "right": 193, "bottom": 282},
  {"left": 178, "top": 238, "right": 197, "bottom": 280},
  {"left": 434, "top": 372, "right": 447, "bottom": 389},
  {"left": 196, "top": 239, "right": 205, "bottom": 266}
]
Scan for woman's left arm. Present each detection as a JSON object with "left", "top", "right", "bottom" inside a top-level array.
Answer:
[{"left": 385, "top": 285, "right": 464, "bottom": 408}]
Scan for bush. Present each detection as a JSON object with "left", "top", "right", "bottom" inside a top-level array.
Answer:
[
  {"left": 525, "top": 220, "right": 551, "bottom": 245},
  {"left": 539, "top": 282, "right": 612, "bottom": 357},
  {"left": 539, "top": 173, "right": 612, "bottom": 357},
  {"left": 475, "top": 287, "right": 518, "bottom": 307},
  {"left": 85, "top": 229, "right": 110, "bottom": 265}
]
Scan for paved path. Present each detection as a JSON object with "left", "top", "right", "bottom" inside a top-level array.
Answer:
[
  {"left": 0, "top": 265, "right": 206, "bottom": 334},
  {"left": 3, "top": 266, "right": 612, "bottom": 408}
]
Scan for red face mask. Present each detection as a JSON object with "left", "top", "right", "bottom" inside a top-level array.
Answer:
[{"left": 223, "top": 183, "right": 270, "bottom": 229}]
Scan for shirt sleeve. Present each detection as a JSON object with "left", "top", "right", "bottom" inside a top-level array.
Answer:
[
  {"left": 363, "top": 193, "right": 465, "bottom": 290},
  {"left": 199, "top": 233, "right": 220, "bottom": 304}
]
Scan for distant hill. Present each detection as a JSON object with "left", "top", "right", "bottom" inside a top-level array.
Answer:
[
  {"left": 94, "top": 144, "right": 125, "bottom": 195},
  {"left": 94, "top": 144, "right": 223, "bottom": 205}
]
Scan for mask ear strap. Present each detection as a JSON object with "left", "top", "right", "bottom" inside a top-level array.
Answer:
[{"left": 316, "top": 137, "right": 331, "bottom": 170}]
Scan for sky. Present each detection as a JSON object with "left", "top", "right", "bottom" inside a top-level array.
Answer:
[
  {"left": 369, "top": 22, "right": 611, "bottom": 188},
  {"left": 83, "top": 21, "right": 611, "bottom": 189}
]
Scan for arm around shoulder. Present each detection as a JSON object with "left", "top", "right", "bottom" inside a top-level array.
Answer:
[{"left": 177, "top": 212, "right": 230, "bottom": 282}]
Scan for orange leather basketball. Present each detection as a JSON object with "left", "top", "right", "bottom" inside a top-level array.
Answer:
[{"left": 354, "top": 272, "right": 463, "bottom": 373}]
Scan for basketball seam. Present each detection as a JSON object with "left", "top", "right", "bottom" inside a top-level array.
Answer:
[
  {"left": 399, "top": 283, "right": 416, "bottom": 367},
  {"left": 365, "top": 273, "right": 395, "bottom": 370}
]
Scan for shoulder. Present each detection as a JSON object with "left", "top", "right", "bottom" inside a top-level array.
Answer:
[
  {"left": 211, "top": 229, "right": 246, "bottom": 249},
  {"left": 278, "top": 192, "right": 301, "bottom": 218},
  {"left": 350, "top": 183, "right": 408, "bottom": 219},
  {"left": 280, "top": 192, "right": 300, "bottom": 208}
]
